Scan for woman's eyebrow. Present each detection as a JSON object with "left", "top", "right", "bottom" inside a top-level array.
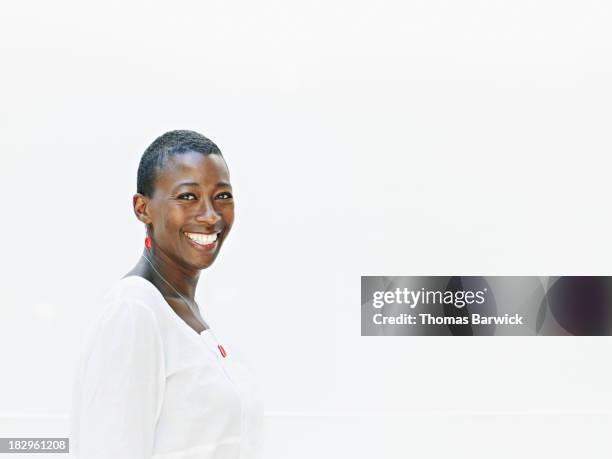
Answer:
[
  {"left": 172, "top": 181, "right": 200, "bottom": 190},
  {"left": 172, "top": 181, "right": 232, "bottom": 191}
]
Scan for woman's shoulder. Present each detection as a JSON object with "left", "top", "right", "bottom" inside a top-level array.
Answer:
[
  {"left": 84, "top": 277, "right": 164, "bottom": 339},
  {"left": 73, "top": 278, "right": 166, "bottom": 373},
  {"left": 104, "top": 275, "right": 160, "bottom": 304}
]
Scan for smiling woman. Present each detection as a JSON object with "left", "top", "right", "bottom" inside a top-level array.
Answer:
[{"left": 70, "top": 130, "right": 262, "bottom": 459}]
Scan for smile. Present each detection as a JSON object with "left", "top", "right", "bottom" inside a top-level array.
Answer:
[{"left": 183, "top": 232, "right": 220, "bottom": 247}]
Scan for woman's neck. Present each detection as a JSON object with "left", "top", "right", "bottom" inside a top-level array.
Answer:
[{"left": 140, "top": 248, "right": 200, "bottom": 300}]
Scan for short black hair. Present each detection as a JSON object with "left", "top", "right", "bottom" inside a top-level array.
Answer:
[{"left": 137, "top": 130, "right": 223, "bottom": 197}]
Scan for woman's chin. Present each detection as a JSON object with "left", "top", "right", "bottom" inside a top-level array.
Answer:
[
  {"left": 196, "top": 260, "right": 216, "bottom": 270},
  {"left": 192, "top": 251, "right": 221, "bottom": 270}
]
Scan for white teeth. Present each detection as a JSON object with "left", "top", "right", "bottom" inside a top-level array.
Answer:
[{"left": 184, "top": 232, "right": 218, "bottom": 245}]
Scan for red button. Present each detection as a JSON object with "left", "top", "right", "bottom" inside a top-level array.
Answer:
[{"left": 218, "top": 344, "right": 227, "bottom": 358}]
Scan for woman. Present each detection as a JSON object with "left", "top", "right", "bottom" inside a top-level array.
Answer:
[{"left": 71, "top": 130, "right": 262, "bottom": 458}]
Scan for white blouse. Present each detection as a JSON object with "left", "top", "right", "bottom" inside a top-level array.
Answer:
[{"left": 70, "top": 276, "right": 262, "bottom": 459}]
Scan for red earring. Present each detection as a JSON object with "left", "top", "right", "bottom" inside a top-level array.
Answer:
[{"left": 145, "top": 236, "right": 152, "bottom": 249}]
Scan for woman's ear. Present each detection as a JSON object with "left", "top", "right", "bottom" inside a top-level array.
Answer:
[{"left": 133, "top": 193, "right": 152, "bottom": 224}]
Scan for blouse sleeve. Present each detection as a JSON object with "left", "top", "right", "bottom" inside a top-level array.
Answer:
[{"left": 72, "top": 299, "right": 165, "bottom": 459}]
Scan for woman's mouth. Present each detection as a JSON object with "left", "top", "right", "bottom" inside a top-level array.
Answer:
[{"left": 183, "top": 231, "right": 220, "bottom": 251}]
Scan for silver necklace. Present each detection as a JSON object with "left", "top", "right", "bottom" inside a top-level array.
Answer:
[{"left": 142, "top": 252, "right": 208, "bottom": 330}]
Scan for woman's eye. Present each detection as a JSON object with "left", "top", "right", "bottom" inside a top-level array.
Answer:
[
  {"left": 178, "top": 193, "right": 196, "bottom": 200},
  {"left": 216, "top": 192, "right": 233, "bottom": 200}
]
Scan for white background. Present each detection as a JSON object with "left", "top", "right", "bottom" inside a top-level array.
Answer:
[{"left": 1, "top": 1, "right": 612, "bottom": 457}]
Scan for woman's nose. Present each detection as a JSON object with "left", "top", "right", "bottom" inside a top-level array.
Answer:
[{"left": 195, "top": 200, "right": 221, "bottom": 224}]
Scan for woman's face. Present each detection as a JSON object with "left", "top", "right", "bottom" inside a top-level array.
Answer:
[{"left": 139, "top": 151, "right": 234, "bottom": 272}]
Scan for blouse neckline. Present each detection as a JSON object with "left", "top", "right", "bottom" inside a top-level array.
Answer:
[{"left": 118, "top": 275, "right": 213, "bottom": 341}]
